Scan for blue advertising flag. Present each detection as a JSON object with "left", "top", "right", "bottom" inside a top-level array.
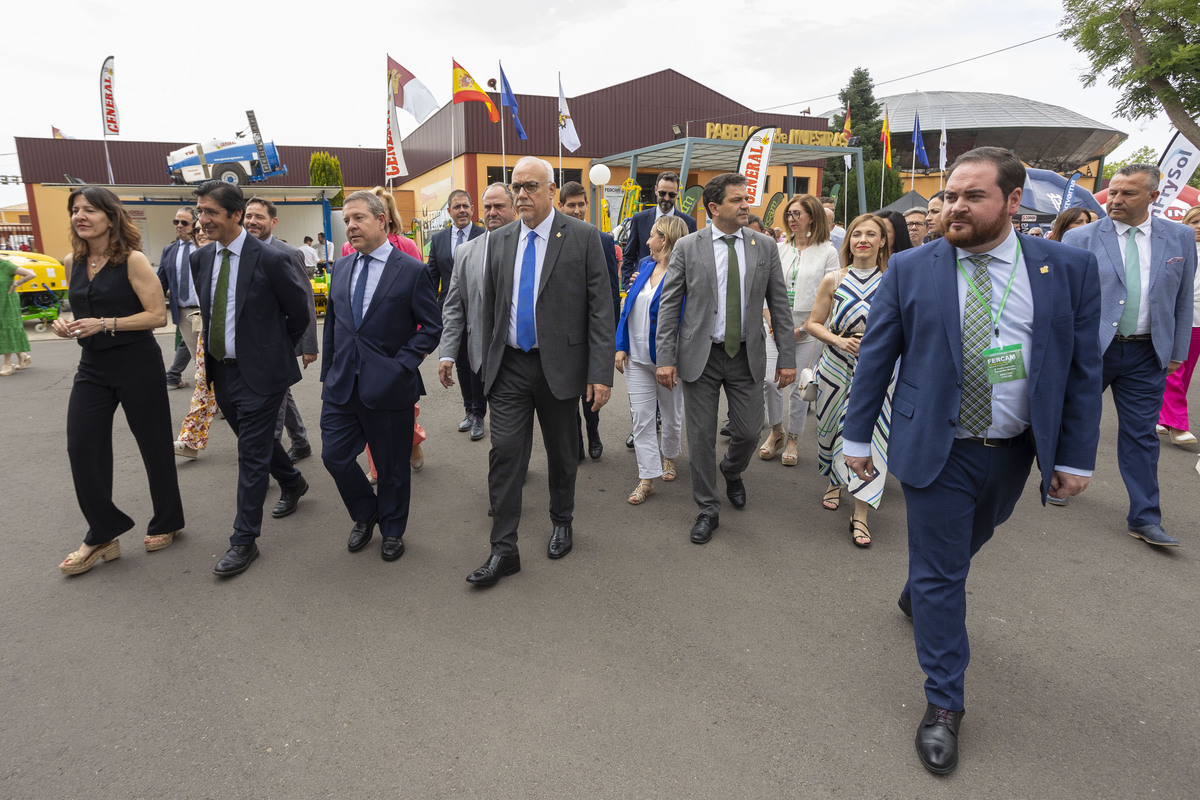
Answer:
[
  {"left": 499, "top": 66, "right": 528, "bottom": 141},
  {"left": 912, "top": 113, "right": 929, "bottom": 167}
]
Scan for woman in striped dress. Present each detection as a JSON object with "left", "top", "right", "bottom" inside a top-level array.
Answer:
[{"left": 807, "top": 214, "right": 893, "bottom": 547}]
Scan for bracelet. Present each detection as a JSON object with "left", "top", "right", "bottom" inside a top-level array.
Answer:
[
  {"left": 110, "top": 317, "right": 117, "bottom": 336},
  {"left": 102, "top": 318, "right": 108, "bottom": 335}
]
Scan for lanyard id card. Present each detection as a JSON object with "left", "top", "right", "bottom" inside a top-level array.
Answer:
[{"left": 983, "top": 343, "right": 1026, "bottom": 384}]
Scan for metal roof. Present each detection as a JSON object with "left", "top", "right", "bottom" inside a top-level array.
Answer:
[{"left": 38, "top": 183, "right": 339, "bottom": 203}]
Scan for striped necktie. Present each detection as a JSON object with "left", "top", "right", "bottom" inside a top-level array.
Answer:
[{"left": 958, "top": 254, "right": 992, "bottom": 435}]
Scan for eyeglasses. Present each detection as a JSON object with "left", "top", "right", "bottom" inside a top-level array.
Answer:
[
  {"left": 657, "top": 190, "right": 678, "bottom": 199},
  {"left": 906, "top": 222, "right": 925, "bottom": 229},
  {"left": 783, "top": 211, "right": 804, "bottom": 220},
  {"left": 510, "top": 181, "right": 542, "bottom": 196},
  {"left": 174, "top": 219, "right": 192, "bottom": 226}
]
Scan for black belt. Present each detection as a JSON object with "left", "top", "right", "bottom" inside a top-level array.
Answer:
[
  {"left": 1114, "top": 333, "right": 1152, "bottom": 342},
  {"left": 507, "top": 345, "right": 539, "bottom": 355},
  {"left": 220, "top": 358, "right": 238, "bottom": 365},
  {"left": 962, "top": 429, "right": 1032, "bottom": 448}
]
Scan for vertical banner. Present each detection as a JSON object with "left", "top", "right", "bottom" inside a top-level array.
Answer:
[
  {"left": 385, "top": 101, "right": 407, "bottom": 180},
  {"left": 762, "top": 192, "right": 786, "bottom": 232},
  {"left": 1152, "top": 130, "right": 1200, "bottom": 219},
  {"left": 737, "top": 127, "right": 776, "bottom": 207},
  {"left": 603, "top": 185, "right": 624, "bottom": 231},
  {"left": 678, "top": 185, "right": 703, "bottom": 218},
  {"left": 100, "top": 56, "right": 119, "bottom": 135},
  {"left": 1059, "top": 171, "right": 1082, "bottom": 212}
]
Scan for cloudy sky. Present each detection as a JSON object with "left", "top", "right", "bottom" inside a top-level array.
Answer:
[{"left": 0, "top": 0, "right": 1175, "bottom": 208}]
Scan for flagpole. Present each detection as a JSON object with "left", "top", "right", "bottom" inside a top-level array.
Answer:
[
  {"left": 910, "top": 140, "right": 916, "bottom": 193},
  {"left": 499, "top": 62, "right": 507, "bottom": 185},
  {"left": 557, "top": 71, "right": 563, "bottom": 186},
  {"left": 450, "top": 58, "right": 456, "bottom": 191}
]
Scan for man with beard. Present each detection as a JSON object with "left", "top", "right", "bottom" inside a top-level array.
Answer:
[
  {"left": 841, "top": 147, "right": 1103, "bottom": 774},
  {"left": 620, "top": 171, "right": 696, "bottom": 288}
]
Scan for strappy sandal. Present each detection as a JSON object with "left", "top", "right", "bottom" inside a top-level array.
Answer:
[
  {"left": 850, "top": 518, "right": 872, "bottom": 548},
  {"left": 759, "top": 429, "right": 784, "bottom": 460},
  {"left": 661, "top": 457, "right": 676, "bottom": 482},
  {"left": 628, "top": 480, "right": 654, "bottom": 505},
  {"left": 0, "top": 364, "right": 12, "bottom": 377},
  {"left": 780, "top": 434, "right": 799, "bottom": 466},
  {"left": 15, "top": 353, "right": 31, "bottom": 370},
  {"left": 144, "top": 530, "right": 180, "bottom": 552},
  {"left": 822, "top": 485, "right": 841, "bottom": 510},
  {"left": 60, "top": 539, "right": 121, "bottom": 575}
]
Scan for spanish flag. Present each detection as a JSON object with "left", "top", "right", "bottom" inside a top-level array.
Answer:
[
  {"left": 841, "top": 104, "right": 851, "bottom": 139},
  {"left": 880, "top": 107, "right": 892, "bottom": 168},
  {"left": 452, "top": 59, "right": 499, "bottom": 123}
]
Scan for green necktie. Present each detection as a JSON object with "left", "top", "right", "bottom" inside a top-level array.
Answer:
[
  {"left": 959, "top": 254, "right": 993, "bottom": 435},
  {"left": 723, "top": 235, "right": 741, "bottom": 358},
  {"left": 209, "top": 248, "right": 231, "bottom": 361},
  {"left": 1118, "top": 226, "right": 1141, "bottom": 336}
]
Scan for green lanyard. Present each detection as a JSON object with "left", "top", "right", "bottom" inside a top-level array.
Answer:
[{"left": 955, "top": 239, "right": 1023, "bottom": 342}]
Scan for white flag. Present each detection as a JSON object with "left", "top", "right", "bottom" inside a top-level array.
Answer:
[
  {"left": 939, "top": 117, "right": 948, "bottom": 172},
  {"left": 558, "top": 77, "right": 581, "bottom": 153}
]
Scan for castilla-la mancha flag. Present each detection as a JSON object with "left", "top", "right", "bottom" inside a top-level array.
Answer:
[
  {"left": 452, "top": 59, "right": 499, "bottom": 122},
  {"left": 100, "top": 56, "right": 119, "bottom": 135}
]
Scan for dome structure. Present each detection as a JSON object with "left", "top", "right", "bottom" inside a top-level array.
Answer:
[{"left": 823, "top": 91, "right": 1127, "bottom": 173}]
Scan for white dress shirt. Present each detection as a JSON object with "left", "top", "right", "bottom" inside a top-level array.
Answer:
[
  {"left": 299, "top": 244, "right": 318, "bottom": 269},
  {"left": 710, "top": 227, "right": 748, "bottom": 344},
  {"left": 506, "top": 213, "right": 555, "bottom": 349},
  {"left": 347, "top": 241, "right": 395, "bottom": 318},
  {"left": 209, "top": 228, "right": 248, "bottom": 359},
  {"left": 1112, "top": 215, "right": 1153, "bottom": 335}
]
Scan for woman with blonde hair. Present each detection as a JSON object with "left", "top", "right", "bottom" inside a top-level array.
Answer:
[
  {"left": 615, "top": 215, "right": 689, "bottom": 504},
  {"left": 760, "top": 194, "right": 840, "bottom": 466},
  {"left": 808, "top": 213, "right": 893, "bottom": 547},
  {"left": 52, "top": 186, "right": 184, "bottom": 575}
]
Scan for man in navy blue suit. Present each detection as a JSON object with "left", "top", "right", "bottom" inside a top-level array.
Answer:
[
  {"left": 843, "top": 147, "right": 1103, "bottom": 774},
  {"left": 619, "top": 171, "right": 697, "bottom": 288},
  {"left": 320, "top": 191, "right": 442, "bottom": 562},
  {"left": 559, "top": 181, "right": 621, "bottom": 459},
  {"left": 159, "top": 206, "right": 200, "bottom": 388},
  {"left": 1063, "top": 164, "right": 1196, "bottom": 547},
  {"left": 191, "top": 181, "right": 314, "bottom": 577},
  {"left": 427, "top": 189, "right": 485, "bottom": 434}
]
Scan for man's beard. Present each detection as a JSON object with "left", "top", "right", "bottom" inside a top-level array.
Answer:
[{"left": 944, "top": 212, "right": 1008, "bottom": 249}]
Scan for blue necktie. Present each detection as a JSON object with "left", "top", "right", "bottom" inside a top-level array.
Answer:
[
  {"left": 516, "top": 231, "right": 537, "bottom": 351},
  {"left": 177, "top": 242, "right": 191, "bottom": 305},
  {"left": 352, "top": 254, "right": 370, "bottom": 328}
]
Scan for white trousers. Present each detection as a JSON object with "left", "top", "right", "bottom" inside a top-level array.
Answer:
[
  {"left": 626, "top": 359, "right": 684, "bottom": 479},
  {"left": 764, "top": 334, "right": 822, "bottom": 435}
]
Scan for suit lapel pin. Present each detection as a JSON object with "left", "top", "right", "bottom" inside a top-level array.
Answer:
[
  {"left": 555, "top": 232, "right": 562, "bottom": 238},
  {"left": 1039, "top": 266, "right": 1049, "bottom": 274}
]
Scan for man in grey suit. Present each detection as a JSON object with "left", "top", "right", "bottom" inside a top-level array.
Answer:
[
  {"left": 656, "top": 173, "right": 796, "bottom": 544},
  {"left": 438, "top": 182, "right": 516, "bottom": 441},
  {"left": 245, "top": 198, "right": 320, "bottom": 464},
  {"left": 465, "top": 157, "right": 615, "bottom": 587},
  {"left": 1063, "top": 164, "right": 1196, "bottom": 547}
]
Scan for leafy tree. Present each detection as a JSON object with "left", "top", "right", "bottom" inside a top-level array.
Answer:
[
  {"left": 1102, "top": 145, "right": 1159, "bottom": 178},
  {"left": 824, "top": 68, "right": 885, "bottom": 208},
  {"left": 830, "top": 161, "right": 904, "bottom": 222},
  {"left": 309, "top": 151, "right": 344, "bottom": 207},
  {"left": 1060, "top": 0, "right": 1200, "bottom": 149}
]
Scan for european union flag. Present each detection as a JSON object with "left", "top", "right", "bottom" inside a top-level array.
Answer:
[
  {"left": 912, "top": 113, "right": 929, "bottom": 167},
  {"left": 499, "top": 66, "right": 528, "bottom": 141}
]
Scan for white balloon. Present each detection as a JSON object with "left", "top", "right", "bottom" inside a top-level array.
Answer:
[{"left": 588, "top": 164, "right": 611, "bottom": 186}]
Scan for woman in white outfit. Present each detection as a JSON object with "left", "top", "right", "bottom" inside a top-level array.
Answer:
[
  {"left": 760, "top": 194, "right": 841, "bottom": 466},
  {"left": 615, "top": 216, "right": 689, "bottom": 505}
]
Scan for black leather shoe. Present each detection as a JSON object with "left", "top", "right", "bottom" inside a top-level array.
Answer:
[
  {"left": 588, "top": 439, "right": 603, "bottom": 460},
  {"left": 466, "top": 554, "right": 521, "bottom": 586},
  {"left": 719, "top": 421, "right": 732, "bottom": 437},
  {"left": 213, "top": 543, "right": 259, "bottom": 576},
  {"left": 458, "top": 413, "right": 473, "bottom": 432},
  {"left": 915, "top": 703, "right": 963, "bottom": 774},
  {"left": 348, "top": 512, "right": 378, "bottom": 552},
  {"left": 898, "top": 593, "right": 913, "bottom": 619},
  {"left": 625, "top": 432, "right": 635, "bottom": 449},
  {"left": 381, "top": 537, "right": 405, "bottom": 561},
  {"left": 271, "top": 476, "right": 309, "bottom": 518},
  {"left": 548, "top": 524, "right": 573, "bottom": 559},
  {"left": 725, "top": 476, "right": 746, "bottom": 509},
  {"left": 287, "top": 443, "right": 312, "bottom": 463},
  {"left": 690, "top": 513, "right": 719, "bottom": 544},
  {"left": 469, "top": 416, "right": 485, "bottom": 441}
]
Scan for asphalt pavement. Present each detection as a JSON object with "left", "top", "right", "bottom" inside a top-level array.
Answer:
[{"left": 1, "top": 326, "right": 1197, "bottom": 799}]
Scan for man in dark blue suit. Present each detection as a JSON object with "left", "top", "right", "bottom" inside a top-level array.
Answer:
[
  {"left": 159, "top": 206, "right": 200, "bottom": 388},
  {"left": 1063, "top": 164, "right": 1196, "bottom": 547},
  {"left": 191, "top": 181, "right": 314, "bottom": 577},
  {"left": 843, "top": 147, "right": 1103, "bottom": 774},
  {"left": 619, "top": 171, "right": 697, "bottom": 288},
  {"left": 559, "top": 181, "right": 621, "bottom": 459},
  {"left": 427, "top": 189, "right": 485, "bottom": 433},
  {"left": 321, "top": 191, "right": 442, "bottom": 562}
]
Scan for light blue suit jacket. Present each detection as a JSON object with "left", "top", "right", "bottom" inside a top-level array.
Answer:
[
  {"left": 1062, "top": 216, "right": 1196, "bottom": 368},
  {"left": 843, "top": 235, "right": 1103, "bottom": 497}
]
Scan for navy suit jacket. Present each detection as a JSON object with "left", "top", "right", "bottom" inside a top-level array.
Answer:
[
  {"left": 1062, "top": 215, "right": 1196, "bottom": 368},
  {"left": 321, "top": 247, "right": 443, "bottom": 410},
  {"left": 842, "top": 234, "right": 1104, "bottom": 498},
  {"left": 190, "top": 234, "right": 311, "bottom": 397},
  {"left": 600, "top": 231, "right": 621, "bottom": 324},
  {"left": 268, "top": 236, "right": 319, "bottom": 357},
  {"left": 427, "top": 223, "right": 484, "bottom": 305},
  {"left": 620, "top": 208, "right": 697, "bottom": 287},
  {"left": 158, "top": 238, "right": 199, "bottom": 324}
]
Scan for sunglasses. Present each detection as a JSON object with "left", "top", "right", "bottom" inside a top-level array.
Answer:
[
  {"left": 657, "top": 190, "right": 678, "bottom": 199},
  {"left": 174, "top": 219, "right": 192, "bottom": 226}
]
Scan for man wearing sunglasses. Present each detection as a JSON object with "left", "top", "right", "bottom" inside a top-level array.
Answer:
[
  {"left": 620, "top": 171, "right": 697, "bottom": 288},
  {"left": 160, "top": 206, "right": 201, "bottom": 389}
]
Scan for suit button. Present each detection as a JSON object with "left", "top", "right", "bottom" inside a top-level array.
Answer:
[
  {"left": 956, "top": 381, "right": 962, "bottom": 388},
  {"left": 1118, "top": 300, "right": 1125, "bottom": 305},
  {"left": 948, "top": 419, "right": 956, "bottom": 426},
  {"left": 1112, "top": 322, "right": 1119, "bottom": 327}
]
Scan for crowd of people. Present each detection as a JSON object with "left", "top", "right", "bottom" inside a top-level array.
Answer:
[{"left": 39, "top": 148, "right": 1199, "bottom": 777}]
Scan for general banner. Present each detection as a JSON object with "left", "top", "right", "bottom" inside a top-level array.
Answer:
[{"left": 737, "top": 127, "right": 776, "bottom": 207}]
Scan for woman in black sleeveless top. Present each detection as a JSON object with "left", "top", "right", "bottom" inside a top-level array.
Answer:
[{"left": 52, "top": 187, "right": 185, "bottom": 576}]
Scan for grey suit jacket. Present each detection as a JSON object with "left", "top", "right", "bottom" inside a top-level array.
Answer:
[
  {"left": 480, "top": 210, "right": 615, "bottom": 400},
  {"left": 439, "top": 231, "right": 488, "bottom": 372},
  {"left": 1063, "top": 216, "right": 1196, "bottom": 367},
  {"left": 269, "top": 236, "right": 319, "bottom": 356},
  {"left": 656, "top": 225, "right": 795, "bottom": 382}
]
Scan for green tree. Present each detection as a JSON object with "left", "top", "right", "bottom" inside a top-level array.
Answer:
[
  {"left": 1102, "top": 145, "right": 1159, "bottom": 178},
  {"left": 309, "top": 151, "right": 344, "bottom": 207},
  {"left": 1060, "top": 0, "right": 1200, "bottom": 149},
  {"left": 824, "top": 67, "right": 887, "bottom": 214}
]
